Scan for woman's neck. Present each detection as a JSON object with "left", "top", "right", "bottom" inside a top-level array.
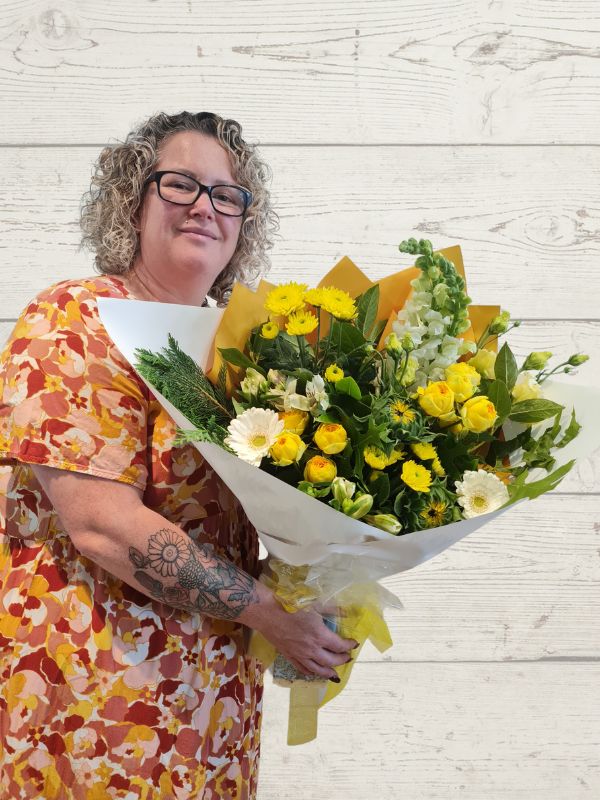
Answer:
[{"left": 122, "top": 262, "right": 211, "bottom": 307}]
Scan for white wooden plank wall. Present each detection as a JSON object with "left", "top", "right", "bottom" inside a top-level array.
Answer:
[{"left": 0, "top": 1, "right": 598, "bottom": 797}]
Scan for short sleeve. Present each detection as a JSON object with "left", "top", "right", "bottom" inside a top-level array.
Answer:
[{"left": 0, "top": 280, "right": 149, "bottom": 489}]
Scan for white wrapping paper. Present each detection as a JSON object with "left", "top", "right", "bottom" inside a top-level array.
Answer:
[{"left": 98, "top": 297, "right": 600, "bottom": 589}]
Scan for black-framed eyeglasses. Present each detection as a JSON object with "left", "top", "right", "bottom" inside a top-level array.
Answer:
[{"left": 144, "top": 170, "right": 252, "bottom": 217}]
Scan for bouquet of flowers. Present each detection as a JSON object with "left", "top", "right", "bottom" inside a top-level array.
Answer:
[{"left": 98, "top": 239, "right": 594, "bottom": 744}]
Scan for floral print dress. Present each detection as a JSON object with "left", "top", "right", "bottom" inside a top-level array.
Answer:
[{"left": 0, "top": 276, "right": 264, "bottom": 800}]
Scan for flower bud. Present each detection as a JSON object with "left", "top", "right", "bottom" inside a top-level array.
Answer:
[
  {"left": 278, "top": 409, "right": 309, "bottom": 435},
  {"left": 364, "top": 513, "right": 402, "bottom": 535},
  {"left": 304, "top": 456, "right": 337, "bottom": 484},
  {"left": 269, "top": 432, "right": 307, "bottom": 467},
  {"left": 468, "top": 349, "right": 497, "bottom": 379},
  {"left": 313, "top": 423, "right": 348, "bottom": 455},
  {"left": 401, "top": 333, "right": 415, "bottom": 352},
  {"left": 568, "top": 353, "right": 589, "bottom": 366},
  {"left": 385, "top": 332, "right": 402, "bottom": 355},
  {"left": 488, "top": 310, "right": 511, "bottom": 335},
  {"left": 522, "top": 351, "right": 552, "bottom": 371},
  {"left": 342, "top": 492, "right": 374, "bottom": 519},
  {"left": 331, "top": 476, "right": 356, "bottom": 505}
]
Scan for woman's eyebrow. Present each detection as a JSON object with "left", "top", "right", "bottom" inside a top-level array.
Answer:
[{"left": 168, "top": 167, "right": 235, "bottom": 185}]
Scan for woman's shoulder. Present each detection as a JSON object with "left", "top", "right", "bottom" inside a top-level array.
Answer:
[{"left": 28, "top": 274, "right": 131, "bottom": 309}]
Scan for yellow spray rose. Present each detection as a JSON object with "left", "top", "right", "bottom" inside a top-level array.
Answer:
[
  {"left": 278, "top": 409, "right": 309, "bottom": 435},
  {"left": 444, "top": 362, "right": 481, "bottom": 403},
  {"left": 269, "top": 432, "right": 307, "bottom": 466},
  {"left": 304, "top": 456, "right": 337, "bottom": 484},
  {"left": 417, "top": 381, "right": 455, "bottom": 418},
  {"left": 468, "top": 349, "right": 497, "bottom": 379},
  {"left": 460, "top": 396, "right": 497, "bottom": 433},
  {"left": 313, "top": 423, "right": 348, "bottom": 455}
]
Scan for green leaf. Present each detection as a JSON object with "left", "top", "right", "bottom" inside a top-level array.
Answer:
[
  {"left": 369, "top": 319, "right": 387, "bottom": 346},
  {"left": 334, "top": 376, "right": 362, "bottom": 400},
  {"left": 356, "top": 285, "right": 380, "bottom": 339},
  {"left": 330, "top": 320, "right": 366, "bottom": 354},
  {"left": 370, "top": 472, "right": 391, "bottom": 505},
  {"left": 218, "top": 347, "right": 263, "bottom": 373},
  {"left": 509, "top": 399, "right": 564, "bottom": 424},
  {"left": 486, "top": 379, "right": 512, "bottom": 421},
  {"left": 506, "top": 459, "right": 575, "bottom": 503},
  {"left": 494, "top": 343, "right": 518, "bottom": 390},
  {"left": 557, "top": 409, "right": 582, "bottom": 449}
]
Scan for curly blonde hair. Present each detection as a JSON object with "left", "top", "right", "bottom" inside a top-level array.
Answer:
[{"left": 80, "top": 111, "right": 279, "bottom": 305}]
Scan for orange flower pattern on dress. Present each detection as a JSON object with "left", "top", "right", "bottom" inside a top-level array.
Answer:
[{"left": 0, "top": 276, "right": 264, "bottom": 800}]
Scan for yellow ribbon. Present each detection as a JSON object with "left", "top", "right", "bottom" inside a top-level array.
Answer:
[{"left": 248, "top": 564, "right": 393, "bottom": 745}]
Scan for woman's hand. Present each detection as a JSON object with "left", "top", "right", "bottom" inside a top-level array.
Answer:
[{"left": 248, "top": 590, "right": 358, "bottom": 681}]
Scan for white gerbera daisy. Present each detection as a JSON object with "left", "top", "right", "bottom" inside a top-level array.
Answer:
[
  {"left": 224, "top": 407, "right": 284, "bottom": 467},
  {"left": 455, "top": 469, "right": 510, "bottom": 519}
]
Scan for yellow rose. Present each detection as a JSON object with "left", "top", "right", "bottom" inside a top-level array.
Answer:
[
  {"left": 417, "top": 381, "right": 455, "bottom": 418},
  {"left": 304, "top": 456, "right": 337, "bottom": 484},
  {"left": 460, "top": 396, "right": 497, "bottom": 433},
  {"left": 444, "top": 362, "right": 481, "bottom": 403},
  {"left": 269, "top": 432, "right": 307, "bottom": 467},
  {"left": 468, "top": 349, "right": 497, "bottom": 380},
  {"left": 278, "top": 409, "right": 309, "bottom": 435},
  {"left": 313, "top": 423, "right": 348, "bottom": 455}
]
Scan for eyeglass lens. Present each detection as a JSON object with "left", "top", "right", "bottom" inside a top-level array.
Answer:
[{"left": 159, "top": 172, "right": 247, "bottom": 215}]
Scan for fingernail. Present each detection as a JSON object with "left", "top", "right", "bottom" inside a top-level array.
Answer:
[
  {"left": 345, "top": 656, "right": 353, "bottom": 664},
  {"left": 329, "top": 675, "right": 341, "bottom": 683}
]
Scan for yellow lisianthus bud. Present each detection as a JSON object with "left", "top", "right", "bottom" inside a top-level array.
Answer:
[
  {"left": 269, "top": 432, "right": 307, "bottom": 467},
  {"left": 401, "top": 460, "right": 432, "bottom": 493},
  {"left": 304, "top": 456, "right": 337, "bottom": 483},
  {"left": 313, "top": 423, "right": 348, "bottom": 455},
  {"left": 260, "top": 320, "right": 279, "bottom": 339},
  {"left": 342, "top": 492, "right": 374, "bottom": 519},
  {"left": 468, "top": 348, "right": 497, "bottom": 379},
  {"left": 522, "top": 351, "right": 552, "bottom": 371},
  {"left": 385, "top": 332, "right": 402, "bottom": 355},
  {"left": 568, "top": 353, "right": 589, "bottom": 366},
  {"left": 444, "top": 362, "right": 481, "bottom": 403},
  {"left": 278, "top": 409, "right": 309, "bottom": 435},
  {"left": 364, "top": 513, "right": 402, "bottom": 535},
  {"left": 489, "top": 309, "right": 511, "bottom": 335},
  {"left": 324, "top": 364, "right": 345, "bottom": 383},
  {"left": 417, "top": 381, "right": 455, "bottom": 418},
  {"left": 460, "top": 396, "right": 497, "bottom": 433}
]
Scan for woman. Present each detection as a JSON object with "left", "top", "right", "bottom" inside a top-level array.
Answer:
[{"left": 0, "top": 111, "right": 357, "bottom": 800}]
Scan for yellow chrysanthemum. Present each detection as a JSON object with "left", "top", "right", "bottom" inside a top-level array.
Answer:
[
  {"left": 432, "top": 457, "right": 446, "bottom": 477},
  {"left": 285, "top": 309, "right": 319, "bottom": 337},
  {"left": 260, "top": 321, "right": 279, "bottom": 339},
  {"left": 363, "top": 445, "right": 404, "bottom": 470},
  {"left": 265, "top": 282, "right": 307, "bottom": 316},
  {"left": 390, "top": 400, "right": 416, "bottom": 425},
  {"left": 410, "top": 442, "right": 438, "bottom": 461},
  {"left": 363, "top": 446, "right": 389, "bottom": 470},
  {"left": 319, "top": 286, "right": 357, "bottom": 320},
  {"left": 304, "top": 287, "right": 325, "bottom": 308},
  {"left": 419, "top": 500, "right": 448, "bottom": 528},
  {"left": 324, "top": 364, "right": 344, "bottom": 383},
  {"left": 401, "top": 460, "right": 432, "bottom": 493}
]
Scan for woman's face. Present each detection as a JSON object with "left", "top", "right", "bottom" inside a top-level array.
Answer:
[{"left": 134, "top": 130, "right": 244, "bottom": 288}]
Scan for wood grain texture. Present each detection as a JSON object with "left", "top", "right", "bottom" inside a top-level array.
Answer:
[
  {"left": 1, "top": 1, "right": 600, "bottom": 144},
  {"left": 257, "top": 663, "right": 600, "bottom": 799},
  {"left": 1, "top": 145, "right": 599, "bottom": 317}
]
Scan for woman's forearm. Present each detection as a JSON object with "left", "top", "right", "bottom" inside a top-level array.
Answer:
[{"left": 31, "top": 464, "right": 281, "bottom": 634}]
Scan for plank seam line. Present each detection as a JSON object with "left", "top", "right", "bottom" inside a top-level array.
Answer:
[
  {"left": 2, "top": 143, "right": 600, "bottom": 149},
  {"left": 354, "top": 658, "right": 600, "bottom": 664}
]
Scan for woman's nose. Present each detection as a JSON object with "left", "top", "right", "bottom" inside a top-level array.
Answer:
[{"left": 190, "top": 188, "right": 215, "bottom": 216}]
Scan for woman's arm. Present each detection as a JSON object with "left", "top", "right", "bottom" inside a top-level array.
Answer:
[{"left": 31, "top": 464, "right": 356, "bottom": 679}]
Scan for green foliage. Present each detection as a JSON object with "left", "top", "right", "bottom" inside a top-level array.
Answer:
[
  {"left": 355, "top": 285, "right": 380, "bottom": 339},
  {"left": 509, "top": 398, "right": 564, "bottom": 424},
  {"left": 506, "top": 459, "right": 575, "bottom": 503},
  {"left": 135, "top": 335, "right": 231, "bottom": 432},
  {"left": 486, "top": 379, "right": 512, "bottom": 422},
  {"left": 219, "top": 347, "right": 264, "bottom": 374},
  {"left": 494, "top": 343, "right": 518, "bottom": 390}
]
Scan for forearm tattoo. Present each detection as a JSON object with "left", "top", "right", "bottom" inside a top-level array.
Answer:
[{"left": 129, "top": 529, "right": 259, "bottom": 620}]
